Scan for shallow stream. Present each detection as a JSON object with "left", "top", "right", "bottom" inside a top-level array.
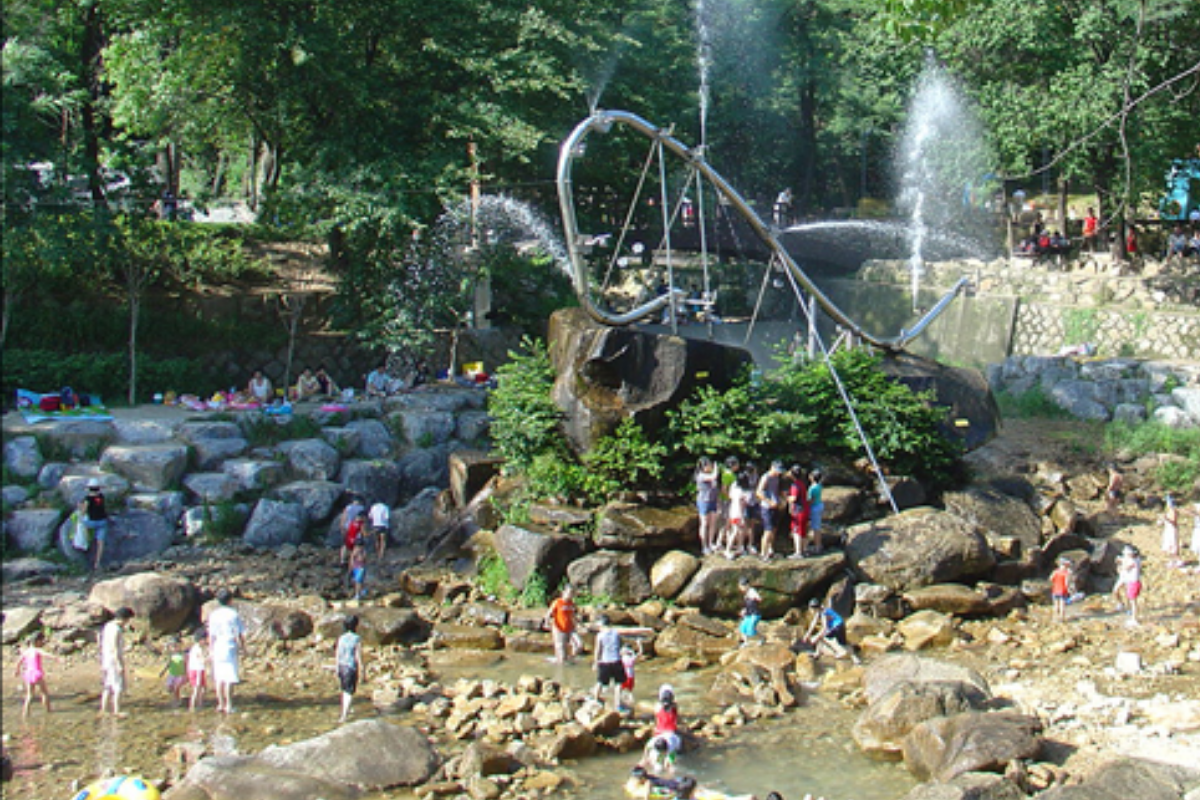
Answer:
[{"left": 2, "top": 649, "right": 914, "bottom": 800}]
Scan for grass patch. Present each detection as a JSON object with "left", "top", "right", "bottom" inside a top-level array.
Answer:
[
  {"left": 1106, "top": 421, "right": 1200, "bottom": 494},
  {"left": 995, "top": 386, "right": 1072, "bottom": 420},
  {"left": 241, "top": 413, "right": 323, "bottom": 447}
]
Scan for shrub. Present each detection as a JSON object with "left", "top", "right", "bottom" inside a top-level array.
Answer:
[
  {"left": 995, "top": 385, "right": 1072, "bottom": 419},
  {"left": 488, "top": 338, "right": 565, "bottom": 474},
  {"left": 3, "top": 348, "right": 210, "bottom": 406},
  {"left": 475, "top": 550, "right": 517, "bottom": 603},
  {"left": 583, "top": 417, "right": 668, "bottom": 494}
]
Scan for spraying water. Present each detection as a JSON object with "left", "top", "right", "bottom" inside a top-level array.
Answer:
[
  {"left": 896, "top": 56, "right": 992, "bottom": 311},
  {"left": 694, "top": 0, "right": 713, "bottom": 148}
]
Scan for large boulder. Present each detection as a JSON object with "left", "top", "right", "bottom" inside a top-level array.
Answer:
[
  {"left": 397, "top": 412, "right": 455, "bottom": 450},
  {"left": 233, "top": 602, "right": 314, "bottom": 642},
  {"left": 854, "top": 680, "right": 991, "bottom": 759},
  {"left": 566, "top": 551, "right": 653, "bottom": 605},
  {"left": 89, "top": 572, "right": 197, "bottom": 635},
  {"left": 111, "top": 418, "right": 176, "bottom": 445},
  {"left": 864, "top": 655, "right": 991, "bottom": 706},
  {"left": 99, "top": 443, "right": 189, "bottom": 491},
  {"left": 4, "top": 508, "right": 64, "bottom": 553},
  {"left": 28, "top": 419, "right": 114, "bottom": 459},
  {"left": 494, "top": 523, "right": 588, "bottom": 592},
  {"left": 395, "top": 445, "right": 452, "bottom": 501},
  {"left": 339, "top": 459, "right": 401, "bottom": 507},
  {"left": 902, "top": 711, "right": 1043, "bottom": 782},
  {"left": 183, "top": 472, "right": 240, "bottom": 504},
  {"left": 548, "top": 306, "right": 754, "bottom": 452},
  {"left": 58, "top": 508, "right": 176, "bottom": 566},
  {"left": 901, "top": 584, "right": 992, "bottom": 617},
  {"left": 222, "top": 459, "right": 285, "bottom": 493},
  {"left": 845, "top": 507, "right": 996, "bottom": 592},
  {"left": 243, "top": 499, "right": 308, "bottom": 548},
  {"left": 898, "top": 610, "right": 958, "bottom": 650},
  {"left": 650, "top": 551, "right": 701, "bottom": 599},
  {"left": 392, "top": 487, "right": 442, "bottom": 551},
  {"left": 256, "top": 720, "right": 440, "bottom": 789},
  {"left": 675, "top": 552, "right": 846, "bottom": 616},
  {"left": 2, "top": 606, "right": 43, "bottom": 644},
  {"left": 316, "top": 607, "right": 428, "bottom": 646},
  {"left": 1036, "top": 758, "right": 1197, "bottom": 800},
  {"left": 164, "top": 755, "right": 358, "bottom": 800},
  {"left": 879, "top": 352, "right": 1001, "bottom": 451},
  {"left": 653, "top": 623, "right": 736, "bottom": 664},
  {"left": 3, "top": 436, "right": 43, "bottom": 481},
  {"left": 280, "top": 438, "right": 342, "bottom": 481},
  {"left": 943, "top": 486, "right": 1041, "bottom": 552},
  {"left": 272, "top": 481, "right": 344, "bottom": 524},
  {"left": 346, "top": 418, "right": 396, "bottom": 458},
  {"left": 594, "top": 503, "right": 697, "bottom": 550},
  {"left": 901, "top": 773, "right": 1025, "bottom": 800}
]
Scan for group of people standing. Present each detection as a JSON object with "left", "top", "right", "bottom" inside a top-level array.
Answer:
[
  {"left": 338, "top": 494, "right": 392, "bottom": 600},
  {"left": 695, "top": 457, "right": 825, "bottom": 561}
]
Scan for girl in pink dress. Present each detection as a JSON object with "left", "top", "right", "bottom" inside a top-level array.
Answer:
[{"left": 14, "top": 632, "right": 57, "bottom": 716}]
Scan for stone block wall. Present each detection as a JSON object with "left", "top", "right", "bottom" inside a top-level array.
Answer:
[{"left": 1012, "top": 304, "right": 1200, "bottom": 361}]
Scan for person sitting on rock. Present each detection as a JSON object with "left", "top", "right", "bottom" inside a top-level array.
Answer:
[
  {"left": 365, "top": 364, "right": 397, "bottom": 398},
  {"left": 640, "top": 684, "right": 682, "bottom": 776},
  {"left": 315, "top": 366, "right": 340, "bottom": 398},
  {"left": 247, "top": 370, "right": 273, "bottom": 404},
  {"left": 295, "top": 369, "right": 321, "bottom": 401}
]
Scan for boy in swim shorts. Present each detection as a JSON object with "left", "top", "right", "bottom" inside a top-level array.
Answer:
[
  {"left": 737, "top": 577, "right": 762, "bottom": 647},
  {"left": 159, "top": 636, "right": 187, "bottom": 706}
]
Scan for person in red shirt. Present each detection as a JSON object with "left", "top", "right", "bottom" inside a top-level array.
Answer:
[
  {"left": 342, "top": 512, "right": 365, "bottom": 567},
  {"left": 1050, "top": 557, "right": 1073, "bottom": 624},
  {"left": 1082, "top": 207, "right": 1098, "bottom": 253},
  {"left": 543, "top": 585, "right": 577, "bottom": 664}
]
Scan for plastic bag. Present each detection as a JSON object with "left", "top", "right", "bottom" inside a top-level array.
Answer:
[{"left": 71, "top": 511, "right": 90, "bottom": 551}]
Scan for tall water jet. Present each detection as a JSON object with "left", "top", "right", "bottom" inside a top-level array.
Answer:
[
  {"left": 694, "top": 0, "right": 713, "bottom": 147},
  {"left": 896, "top": 56, "right": 992, "bottom": 312}
]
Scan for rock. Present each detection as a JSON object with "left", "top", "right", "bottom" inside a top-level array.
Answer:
[
  {"left": 272, "top": 481, "right": 344, "bottom": 524},
  {"left": 280, "top": 438, "right": 342, "bottom": 481},
  {"left": 1115, "top": 651, "right": 1143, "bottom": 674},
  {"left": 853, "top": 680, "right": 991, "bottom": 759},
  {"left": 455, "top": 410, "right": 490, "bottom": 443},
  {"left": 566, "top": 550, "right": 652, "bottom": 605},
  {"left": 449, "top": 452, "right": 503, "bottom": 508},
  {"left": 256, "top": 720, "right": 440, "bottom": 789},
  {"left": 594, "top": 503, "right": 697, "bottom": 549},
  {"left": 863, "top": 655, "right": 991, "bottom": 706},
  {"left": 58, "top": 472, "right": 130, "bottom": 507},
  {"left": 898, "top": 610, "right": 957, "bottom": 651},
  {"left": 29, "top": 419, "right": 114, "bottom": 459},
  {"left": 493, "top": 523, "right": 587, "bottom": 592},
  {"left": 879, "top": 352, "right": 1001, "bottom": 451},
  {"left": 902, "top": 584, "right": 992, "bottom": 617},
  {"left": 529, "top": 503, "right": 595, "bottom": 529},
  {"left": 943, "top": 486, "right": 1041, "bottom": 551},
  {"left": 2, "top": 484, "right": 30, "bottom": 509},
  {"left": 183, "top": 472, "right": 241, "bottom": 504},
  {"left": 653, "top": 624, "right": 735, "bottom": 664},
  {"left": 432, "top": 624, "right": 505, "bottom": 650},
  {"left": 675, "top": 552, "right": 846, "bottom": 616},
  {"left": 1, "top": 558, "right": 63, "bottom": 584},
  {"left": 321, "top": 426, "right": 362, "bottom": 456},
  {"left": 235, "top": 603, "right": 314, "bottom": 641},
  {"left": 886, "top": 477, "right": 928, "bottom": 510},
  {"left": 4, "top": 508, "right": 64, "bottom": 553},
  {"left": 89, "top": 572, "right": 197, "bottom": 635},
  {"left": 37, "top": 462, "right": 67, "bottom": 490},
  {"left": 1036, "top": 757, "right": 1195, "bottom": 800},
  {"left": 650, "top": 551, "right": 701, "bottom": 599},
  {"left": 856, "top": 583, "right": 908, "bottom": 619},
  {"left": 222, "top": 459, "right": 285, "bottom": 493},
  {"left": 548, "top": 306, "right": 754, "bottom": 452},
  {"left": 99, "top": 443, "right": 189, "bottom": 491},
  {"left": 1049, "top": 381, "right": 1110, "bottom": 421},
  {"left": 392, "top": 487, "right": 441, "bottom": 550},
  {"left": 343, "top": 419, "right": 394, "bottom": 458},
  {"left": 339, "top": 459, "right": 401, "bottom": 508},
  {"left": 901, "top": 773, "right": 1026, "bottom": 800},
  {"left": 127, "top": 491, "right": 186, "bottom": 526},
  {"left": 111, "top": 418, "right": 176, "bottom": 445},
  {"left": 190, "top": 437, "right": 251, "bottom": 471},
  {"left": 902, "top": 711, "right": 1042, "bottom": 782},
  {"left": 1, "top": 606, "right": 43, "bottom": 644},
  {"left": 179, "top": 420, "right": 243, "bottom": 442},
  {"left": 243, "top": 499, "right": 308, "bottom": 548},
  {"left": 395, "top": 445, "right": 452, "bottom": 501},
  {"left": 542, "top": 721, "right": 597, "bottom": 761},
  {"left": 846, "top": 611, "right": 896, "bottom": 645},
  {"left": 165, "top": 754, "right": 359, "bottom": 800},
  {"left": 822, "top": 485, "right": 864, "bottom": 523},
  {"left": 397, "top": 412, "right": 455, "bottom": 450},
  {"left": 317, "top": 607, "right": 428, "bottom": 646},
  {"left": 457, "top": 741, "right": 523, "bottom": 778},
  {"left": 3, "top": 436, "right": 43, "bottom": 481},
  {"left": 845, "top": 507, "right": 996, "bottom": 592}
]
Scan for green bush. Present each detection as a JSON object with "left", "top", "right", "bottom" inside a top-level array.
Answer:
[
  {"left": 583, "top": 417, "right": 668, "bottom": 493},
  {"left": 488, "top": 338, "right": 565, "bottom": 474},
  {"left": 3, "top": 349, "right": 210, "bottom": 406},
  {"left": 241, "top": 413, "right": 323, "bottom": 447},
  {"left": 996, "top": 385, "right": 1072, "bottom": 419},
  {"left": 1106, "top": 420, "right": 1200, "bottom": 494},
  {"left": 475, "top": 550, "right": 518, "bottom": 603}
]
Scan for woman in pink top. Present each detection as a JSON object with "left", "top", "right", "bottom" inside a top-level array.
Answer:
[{"left": 14, "top": 632, "right": 57, "bottom": 716}]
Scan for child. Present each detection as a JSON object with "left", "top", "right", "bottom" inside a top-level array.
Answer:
[
  {"left": 626, "top": 768, "right": 697, "bottom": 800},
  {"left": 807, "top": 469, "right": 825, "bottom": 555},
  {"left": 340, "top": 499, "right": 364, "bottom": 565},
  {"left": 1104, "top": 464, "right": 1123, "bottom": 516},
  {"left": 737, "top": 577, "right": 762, "bottom": 647},
  {"left": 787, "top": 464, "right": 810, "bottom": 558},
  {"left": 187, "top": 629, "right": 207, "bottom": 712},
  {"left": 1050, "top": 556, "right": 1073, "bottom": 623},
  {"left": 336, "top": 615, "right": 365, "bottom": 722},
  {"left": 1161, "top": 495, "right": 1181, "bottom": 568},
  {"left": 1113, "top": 545, "right": 1143, "bottom": 626},
  {"left": 15, "top": 631, "right": 56, "bottom": 716},
  {"left": 640, "top": 683, "right": 681, "bottom": 775},
  {"left": 158, "top": 636, "right": 187, "bottom": 706},
  {"left": 348, "top": 540, "right": 368, "bottom": 601},
  {"left": 804, "top": 598, "right": 857, "bottom": 662},
  {"left": 100, "top": 607, "right": 133, "bottom": 716},
  {"left": 619, "top": 640, "right": 642, "bottom": 713},
  {"left": 723, "top": 473, "right": 752, "bottom": 559}
]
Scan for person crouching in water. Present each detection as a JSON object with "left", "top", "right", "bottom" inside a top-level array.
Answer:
[
  {"left": 804, "top": 597, "right": 859, "bottom": 663},
  {"left": 626, "top": 767, "right": 697, "bottom": 800}
]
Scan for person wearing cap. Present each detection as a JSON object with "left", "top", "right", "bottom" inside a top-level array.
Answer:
[
  {"left": 1050, "top": 557, "right": 1074, "bottom": 624},
  {"left": 81, "top": 479, "right": 110, "bottom": 571},
  {"left": 208, "top": 589, "right": 246, "bottom": 714}
]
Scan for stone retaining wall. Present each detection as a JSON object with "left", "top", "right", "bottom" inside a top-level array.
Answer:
[{"left": 1012, "top": 303, "right": 1200, "bottom": 361}]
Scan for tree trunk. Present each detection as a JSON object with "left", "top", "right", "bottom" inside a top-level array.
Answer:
[
  {"left": 128, "top": 293, "right": 140, "bottom": 406},
  {"left": 1057, "top": 178, "right": 1069, "bottom": 234},
  {"left": 80, "top": 2, "right": 106, "bottom": 206}
]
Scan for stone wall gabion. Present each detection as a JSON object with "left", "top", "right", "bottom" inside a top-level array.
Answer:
[{"left": 1012, "top": 304, "right": 1200, "bottom": 361}]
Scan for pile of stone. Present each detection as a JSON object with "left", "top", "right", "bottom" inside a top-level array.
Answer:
[
  {"left": 2, "top": 386, "right": 490, "bottom": 568},
  {"left": 986, "top": 356, "right": 1200, "bottom": 426}
]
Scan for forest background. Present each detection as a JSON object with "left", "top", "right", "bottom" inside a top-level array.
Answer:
[{"left": 3, "top": 0, "right": 1199, "bottom": 403}]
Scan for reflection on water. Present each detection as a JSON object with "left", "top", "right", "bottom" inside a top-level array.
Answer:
[{"left": 2, "top": 652, "right": 912, "bottom": 800}]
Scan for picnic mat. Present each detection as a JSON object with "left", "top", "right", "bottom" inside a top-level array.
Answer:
[{"left": 17, "top": 388, "right": 113, "bottom": 423}]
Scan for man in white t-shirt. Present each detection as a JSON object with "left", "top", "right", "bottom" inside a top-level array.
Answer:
[
  {"left": 208, "top": 589, "right": 246, "bottom": 714},
  {"left": 368, "top": 501, "right": 390, "bottom": 559}
]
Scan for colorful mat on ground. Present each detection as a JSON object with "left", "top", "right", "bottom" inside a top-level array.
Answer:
[{"left": 16, "top": 389, "right": 112, "bottom": 423}]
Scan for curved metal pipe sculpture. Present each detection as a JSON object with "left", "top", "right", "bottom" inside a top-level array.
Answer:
[{"left": 556, "top": 109, "right": 969, "bottom": 351}]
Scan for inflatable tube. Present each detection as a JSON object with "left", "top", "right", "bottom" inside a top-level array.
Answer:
[{"left": 71, "top": 775, "right": 161, "bottom": 800}]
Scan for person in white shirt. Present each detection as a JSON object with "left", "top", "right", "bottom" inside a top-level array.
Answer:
[
  {"left": 208, "top": 589, "right": 246, "bottom": 714},
  {"left": 247, "top": 370, "right": 273, "bottom": 403},
  {"left": 368, "top": 501, "right": 390, "bottom": 559},
  {"left": 99, "top": 607, "right": 133, "bottom": 715}
]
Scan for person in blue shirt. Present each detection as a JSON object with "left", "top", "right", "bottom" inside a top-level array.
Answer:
[{"left": 803, "top": 598, "right": 859, "bottom": 664}]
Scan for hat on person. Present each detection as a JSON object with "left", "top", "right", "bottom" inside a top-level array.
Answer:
[
  {"left": 658, "top": 684, "right": 674, "bottom": 702},
  {"left": 87, "top": 478, "right": 101, "bottom": 490}
]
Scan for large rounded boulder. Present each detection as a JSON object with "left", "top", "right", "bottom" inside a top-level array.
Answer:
[
  {"left": 845, "top": 507, "right": 995, "bottom": 592},
  {"left": 676, "top": 552, "right": 846, "bottom": 616},
  {"left": 89, "top": 572, "right": 197, "bottom": 635}
]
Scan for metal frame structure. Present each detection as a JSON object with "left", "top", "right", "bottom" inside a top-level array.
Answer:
[{"left": 557, "top": 109, "right": 969, "bottom": 351}]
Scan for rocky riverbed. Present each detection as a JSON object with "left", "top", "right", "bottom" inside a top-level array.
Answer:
[{"left": 4, "top": 411, "right": 1200, "bottom": 800}]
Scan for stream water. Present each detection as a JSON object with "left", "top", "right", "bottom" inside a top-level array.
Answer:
[{"left": 2, "top": 649, "right": 914, "bottom": 800}]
